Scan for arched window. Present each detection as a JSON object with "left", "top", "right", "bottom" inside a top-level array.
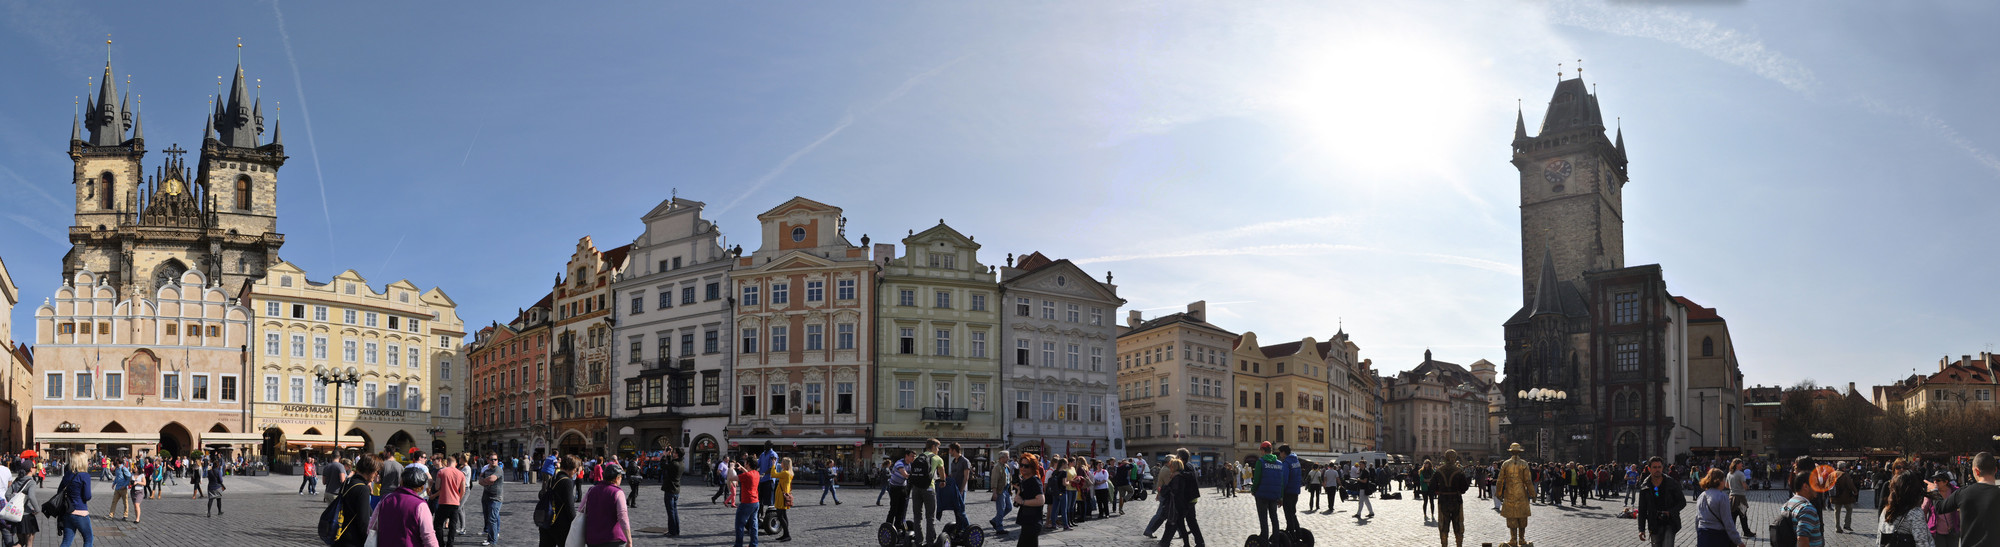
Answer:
[
  {"left": 1701, "top": 337, "right": 1714, "bottom": 357},
  {"left": 1611, "top": 391, "right": 1631, "bottom": 420},
  {"left": 99, "top": 172, "right": 115, "bottom": 210},
  {"left": 234, "top": 176, "right": 252, "bottom": 210}
]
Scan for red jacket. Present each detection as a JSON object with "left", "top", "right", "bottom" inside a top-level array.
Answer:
[{"left": 737, "top": 469, "right": 761, "bottom": 505}]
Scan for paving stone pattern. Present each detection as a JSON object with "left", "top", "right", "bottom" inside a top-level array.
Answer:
[{"left": 23, "top": 474, "right": 1906, "bottom": 546}]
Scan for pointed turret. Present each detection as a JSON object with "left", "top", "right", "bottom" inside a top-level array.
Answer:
[
  {"left": 1615, "top": 124, "right": 1624, "bottom": 152},
  {"left": 1537, "top": 77, "right": 1604, "bottom": 136},
  {"left": 215, "top": 63, "right": 260, "bottom": 148},
  {"left": 70, "top": 112, "right": 81, "bottom": 142},
  {"left": 1529, "top": 246, "right": 1563, "bottom": 316},
  {"left": 1514, "top": 102, "right": 1527, "bottom": 141},
  {"left": 270, "top": 117, "right": 282, "bottom": 146},
  {"left": 83, "top": 62, "right": 125, "bottom": 146},
  {"left": 130, "top": 96, "right": 144, "bottom": 142}
]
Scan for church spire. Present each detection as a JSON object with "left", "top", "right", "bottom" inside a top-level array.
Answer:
[
  {"left": 1529, "top": 246, "right": 1563, "bottom": 316},
  {"left": 131, "top": 94, "right": 143, "bottom": 142},
  {"left": 70, "top": 98, "right": 81, "bottom": 143},
  {"left": 1615, "top": 119, "right": 1624, "bottom": 151},
  {"left": 1514, "top": 100, "right": 1527, "bottom": 141},
  {"left": 83, "top": 52, "right": 127, "bottom": 146},
  {"left": 271, "top": 102, "right": 283, "bottom": 146},
  {"left": 214, "top": 53, "right": 262, "bottom": 148}
]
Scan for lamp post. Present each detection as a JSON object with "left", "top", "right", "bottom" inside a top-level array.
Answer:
[
  {"left": 1810, "top": 432, "right": 1833, "bottom": 458},
  {"left": 315, "top": 365, "right": 361, "bottom": 456},
  {"left": 1517, "top": 387, "right": 1567, "bottom": 461}
]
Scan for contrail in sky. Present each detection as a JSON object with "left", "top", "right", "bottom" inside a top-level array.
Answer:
[
  {"left": 272, "top": 0, "right": 337, "bottom": 265},
  {"left": 461, "top": 124, "right": 484, "bottom": 168},
  {"left": 717, "top": 54, "right": 974, "bottom": 214},
  {"left": 377, "top": 233, "right": 407, "bottom": 274}
]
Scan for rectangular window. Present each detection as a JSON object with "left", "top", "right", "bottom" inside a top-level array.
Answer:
[
  {"left": 836, "top": 381, "right": 855, "bottom": 414},
  {"left": 292, "top": 334, "right": 307, "bottom": 358},
  {"left": 265, "top": 302, "right": 281, "bottom": 317},
  {"left": 291, "top": 377, "right": 305, "bottom": 403},
  {"left": 630, "top": 295, "right": 643, "bottom": 315},
  {"left": 934, "top": 380, "right": 952, "bottom": 409},
  {"left": 1042, "top": 342, "right": 1056, "bottom": 367},
  {"left": 75, "top": 372, "right": 94, "bottom": 399},
  {"left": 314, "top": 337, "right": 328, "bottom": 360},
  {"left": 629, "top": 339, "right": 643, "bottom": 362},
  {"left": 1041, "top": 300, "right": 1055, "bottom": 319},
  {"left": 1613, "top": 292, "right": 1640, "bottom": 324},
  {"left": 771, "top": 326, "right": 789, "bottom": 352},
  {"left": 803, "top": 383, "right": 823, "bottom": 414},
  {"left": 742, "top": 286, "right": 760, "bottom": 307},
  {"left": 771, "top": 283, "right": 789, "bottom": 304},
  {"left": 970, "top": 294, "right": 986, "bottom": 311},
  {"left": 898, "top": 328, "right": 916, "bottom": 355},
  {"left": 704, "top": 330, "right": 719, "bottom": 354},
  {"left": 1015, "top": 390, "right": 1030, "bottom": 420},
  {"left": 705, "top": 282, "right": 721, "bottom": 301},
  {"left": 104, "top": 372, "right": 124, "bottom": 400},
  {"left": 837, "top": 279, "right": 856, "bottom": 300},
  {"left": 934, "top": 329, "right": 952, "bottom": 356},
  {"left": 387, "top": 383, "right": 402, "bottom": 409},
  {"left": 1090, "top": 347, "right": 1104, "bottom": 371},
  {"left": 897, "top": 380, "right": 916, "bottom": 409},
  {"left": 682, "top": 333, "right": 696, "bottom": 356},
  {"left": 1016, "top": 339, "right": 1031, "bottom": 366},
  {"left": 1615, "top": 341, "right": 1641, "bottom": 372},
  {"left": 1066, "top": 344, "right": 1080, "bottom": 369},
  {"left": 682, "top": 286, "right": 696, "bottom": 305},
  {"left": 658, "top": 291, "right": 672, "bottom": 309},
  {"left": 703, "top": 372, "right": 721, "bottom": 406},
  {"left": 293, "top": 304, "right": 306, "bottom": 319},
  {"left": 805, "top": 324, "right": 824, "bottom": 351},
  {"left": 806, "top": 280, "right": 824, "bottom": 302},
  {"left": 344, "top": 340, "right": 357, "bottom": 362},
  {"left": 191, "top": 374, "right": 211, "bottom": 401},
  {"left": 314, "top": 306, "right": 328, "bottom": 322},
  {"left": 970, "top": 331, "right": 987, "bottom": 358},
  {"left": 313, "top": 380, "right": 327, "bottom": 404},
  {"left": 343, "top": 310, "right": 357, "bottom": 324},
  {"left": 439, "top": 395, "right": 451, "bottom": 417},
  {"left": 409, "top": 347, "right": 420, "bottom": 368},
  {"left": 388, "top": 344, "right": 402, "bottom": 367},
  {"left": 1066, "top": 303, "right": 1079, "bottom": 323},
  {"left": 969, "top": 382, "right": 987, "bottom": 412},
  {"left": 365, "top": 342, "right": 379, "bottom": 364},
  {"left": 388, "top": 316, "right": 400, "bottom": 330},
  {"left": 1091, "top": 307, "right": 1103, "bottom": 326},
  {"left": 1090, "top": 395, "right": 1104, "bottom": 422},
  {"left": 1041, "top": 392, "right": 1056, "bottom": 420},
  {"left": 741, "top": 384, "right": 759, "bottom": 415},
  {"left": 265, "top": 333, "right": 280, "bottom": 356},
  {"left": 769, "top": 382, "right": 787, "bottom": 414},
  {"left": 365, "top": 312, "right": 379, "bottom": 328},
  {"left": 363, "top": 382, "right": 377, "bottom": 407},
  {"left": 898, "top": 289, "right": 915, "bottom": 307},
  {"left": 220, "top": 375, "right": 237, "bottom": 402},
  {"left": 647, "top": 377, "right": 664, "bottom": 406},
  {"left": 1015, "top": 297, "right": 1030, "bottom": 317},
  {"left": 837, "top": 323, "right": 855, "bottom": 350},
  {"left": 1064, "top": 394, "right": 1080, "bottom": 421},
  {"left": 935, "top": 291, "right": 951, "bottom": 309},
  {"left": 626, "top": 381, "right": 642, "bottom": 409}
]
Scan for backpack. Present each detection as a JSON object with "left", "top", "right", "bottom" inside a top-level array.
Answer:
[
  {"left": 1769, "top": 501, "right": 1800, "bottom": 546},
  {"left": 533, "top": 477, "right": 567, "bottom": 529},
  {"left": 318, "top": 484, "right": 364, "bottom": 546},
  {"left": 907, "top": 455, "right": 933, "bottom": 490}
]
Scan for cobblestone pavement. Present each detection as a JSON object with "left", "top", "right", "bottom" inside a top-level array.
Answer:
[{"left": 22, "top": 475, "right": 1905, "bottom": 546}]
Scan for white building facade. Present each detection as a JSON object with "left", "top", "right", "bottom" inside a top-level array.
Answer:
[
  {"left": 999, "top": 252, "right": 1123, "bottom": 459},
  {"left": 609, "top": 197, "right": 734, "bottom": 470}
]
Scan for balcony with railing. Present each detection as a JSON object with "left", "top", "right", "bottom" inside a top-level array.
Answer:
[{"left": 920, "top": 407, "right": 969, "bottom": 423}]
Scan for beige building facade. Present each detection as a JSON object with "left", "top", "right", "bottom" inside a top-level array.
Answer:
[
  {"left": 35, "top": 269, "right": 260, "bottom": 458},
  {"left": 1230, "top": 333, "right": 1335, "bottom": 460},
  {"left": 0, "top": 256, "right": 32, "bottom": 452},
  {"left": 240, "top": 262, "right": 465, "bottom": 459},
  {"left": 1116, "top": 301, "right": 1236, "bottom": 466}
]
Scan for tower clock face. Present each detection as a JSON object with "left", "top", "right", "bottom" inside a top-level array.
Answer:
[{"left": 1543, "top": 159, "right": 1572, "bottom": 185}]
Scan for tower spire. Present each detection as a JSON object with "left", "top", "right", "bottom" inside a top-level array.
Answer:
[
  {"left": 271, "top": 101, "right": 283, "bottom": 145},
  {"left": 1530, "top": 245, "right": 1563, "bottom": 315},
  {"left": 71, "top": 96, "right": 81, "bottom": 142},
  {"left": 131, "top": 94, "right": 143, "bottom": 142},
  {"left": 217, "top": 47, "right": 259, "bottom": 148},
  {"left": 83, "top": 38, "right": 125, "bottom": 147},
  {"left": 1514, "top": 99, "right": 1527, "bottom": 141},
  {"left": 1615, "top": 117, "right": 1624, "bottom": 151}
]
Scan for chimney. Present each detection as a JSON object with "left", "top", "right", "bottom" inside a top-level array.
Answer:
[
  {"left": 1848, "top": 382, "right": 1856, "bottom": 395},
  {"left": 874, "top": 243, "right": 896, "bottom": 267},
  {"left": 1127, "top": 310, "right": 1143, "bottom": 328},
  {"left": 1187, "top": 300, "right": 1206, "bottom": 321}
]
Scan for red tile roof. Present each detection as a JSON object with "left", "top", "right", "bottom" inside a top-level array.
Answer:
[
  {"left": 1015, "top": 251, "right": 1054, "bottom": 272},
  {"left": 1674, "top": 296, "right": 1721, "bottom": 321},
  {"left": 602, "top": 244, "right": 633, "bottom": 270}
]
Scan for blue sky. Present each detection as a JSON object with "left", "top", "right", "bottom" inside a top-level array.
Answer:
[{"left": 2, "top": 1, "right": 1996, "bottom": 390}]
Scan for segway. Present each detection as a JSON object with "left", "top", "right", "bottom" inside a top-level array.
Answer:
[
  {"left": 878, "top": 520, "right": 922, "bottom": 547},
  {"left": 1244, "top": 529, "right": 1291, "bottom": 547},
  {"left": 1286, "top": 526, "right": 1314, "bottom": 547},
  {"left": 940, "top": 522, "right": 986, "bottom": 547}
]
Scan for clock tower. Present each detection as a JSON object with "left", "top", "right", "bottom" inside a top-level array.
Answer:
[{"left": 1510, "top": 76, "right": 1628, "bottom": 306}]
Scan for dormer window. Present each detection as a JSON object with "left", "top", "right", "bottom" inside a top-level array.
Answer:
[
  {"left": 281, "top": 276, "right": 293, "bottom": 288},
  {"left": 791, "top": 227, "right": 807, "bottom": 242}
]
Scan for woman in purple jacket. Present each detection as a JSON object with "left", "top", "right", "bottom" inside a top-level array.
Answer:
[
  {"left": 581, "top": 464, "right": 633, "bottom": 546},
  {"left": 372, "top": 466, "right": 440, "bottom": 547}
]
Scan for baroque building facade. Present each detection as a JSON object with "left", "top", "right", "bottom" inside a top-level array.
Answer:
[
  {"left": 997, "top": 252, "right": 1123, "bottom": 459},
  {"left": 728, "top": 197, "right": 878, "bottom": 466},
  {"left": 549, "top": 237, "right": 628, "bottom": 456},
  {"left": 239, "top": 263, "right": 464, "bottom": 459},
  {"left": 609, "top": 197, "right": 733, "bottom": 470},
  {"left": 465, "top": 295, "right": 552, "bottom": 459},
  {"left": 870, "top": 223, "right": 1003, "bottom": 457},
  {"left": 0, "top": 256, "right": 28, "bottom": 453},
  {"left": 1117, "top": 301, "right": 1236, "bottom": 467},
  {"left": 1230, "top": 333, "right": 1336, "bottom": 460},
  {"left": 1320, "top": 330, "right": 1375, "bottom": 453}
]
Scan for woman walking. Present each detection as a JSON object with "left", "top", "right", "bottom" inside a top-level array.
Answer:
[
  {"left": 1878, "top": 473, "right": 1935, "bottom": 547},
  {"left": 1091, "top": 460, "right": 1111, "bottom": 519},
  {"left": 1417, "top": 459, "right": 1435, "bottom": 520},
  {"left": 129, "top": 460, "right": 145, "bottom": 524},
  {"left": 1692, "top": 469, "right": 1743, "bottom": 547},
  {"left": 205, "top": 456, "right": 226, "bottom": 517},
  {"left": 579, "top": 464, "right": 633, "bottom": 547},
  {"left": 301, "top": 457, "right": 318, "bottom": 496},
  {"left": 8, "top": 459, "right": 40, "bottom": 546},
  {"left": 1013, "top": 455, "right": 1046, "bottom": 547},
  {"left": 188, "top": 457, "right": 203, "bottom": 499},
  {"left": 771, "top": 458, "right": 794, "bottom": 542},
  {"left": 56, "top": 452, "right": 92, "bottom": 547}
]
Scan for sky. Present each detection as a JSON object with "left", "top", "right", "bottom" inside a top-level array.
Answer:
[{"left": 2, "top": 1, "right": 1997, "bottom": 391}]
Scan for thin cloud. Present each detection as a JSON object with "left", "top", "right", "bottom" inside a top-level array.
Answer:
[
  {"left": 7, "top": 214, "right": 66, "bottom": 245},
  {"left": 0, "top": 163, "right": 65, "bottom": 210},
  {"left": 1075, "top": 243, "right": 1514, "bottom": 274},
  {"left": 717, "top": 53, "right": 974, "bottom": 214},
  {"left": 272, "top": 0, "right": 337, "bottom": 265},
  {"left": 1549, "top": 0, "right": 2000, "bottom": 178}
]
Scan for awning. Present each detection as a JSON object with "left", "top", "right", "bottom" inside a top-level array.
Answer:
[
  {"left": 729, "top": 437, "right": 866, "bottom": 446},
  {"left": 36, "top": 432, "right": 157, "bottom": 444},
  {"left": 290, "top": 441, "right": 367, "bottom": 449},
  {"left": 201, "top": 433, "right": 266, "bottom": 443}
]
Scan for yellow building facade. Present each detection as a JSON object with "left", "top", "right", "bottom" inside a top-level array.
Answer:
[{"left": 1229, "top": 332, "right": 1334, "bottom": 461}]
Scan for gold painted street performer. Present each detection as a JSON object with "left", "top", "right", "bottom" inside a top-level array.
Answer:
[{"left": 1497, "top": 443, "right": 1534, "bottom": 547}]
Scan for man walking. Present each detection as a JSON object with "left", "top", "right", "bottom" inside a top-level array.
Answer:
[
  {"left": 818, "top": 459, "right": 842, "bottom": 505},
  {"left": 1828, "top": 463, "right": 1860, "bottom": 533},
  {"left": 433, "top": 454, "right": 466, "bottom": 547},
  {"left": 477, "top": 453, "right": 504, "bottom": 546},
  {"left": 989, "top": 451, "right": 1014, "bottom": 538},
  {"left": 941, "top": 443, "right": 973, "bottom": 531}
]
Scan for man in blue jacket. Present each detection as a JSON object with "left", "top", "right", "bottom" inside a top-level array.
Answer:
[
  {"left": 1279, "top": 444, "right": 1303, "bottom": 531},
  {"left": 1251, "top": 441, "right": 1287, "bottom": 543}
]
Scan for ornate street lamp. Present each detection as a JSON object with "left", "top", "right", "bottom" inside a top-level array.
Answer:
[
  {"left": 1518, "top": 388, "right": 1567, "bottom": 460},
  {"left": 315, "top": 365, "right": 362, "bottom": 455}
]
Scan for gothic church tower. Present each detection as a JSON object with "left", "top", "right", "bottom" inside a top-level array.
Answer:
[
  {"left": 63, "top": 52, "right": 286, "bottom": 300},
  {"left": 1511, "top": 76, "right": 1628, "bottom": 306}
]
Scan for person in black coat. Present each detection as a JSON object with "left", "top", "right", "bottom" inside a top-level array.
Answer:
[
  {"left": 539, "top": 457, "right": 578, "bottom": 547},
  {"left": 1636, "top": 456, "right": 1687, "bottom": 547}
]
